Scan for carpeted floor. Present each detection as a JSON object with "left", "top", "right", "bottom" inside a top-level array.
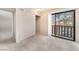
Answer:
[{"left": 0, "top": 34, "right": 79, "bottom": 51}]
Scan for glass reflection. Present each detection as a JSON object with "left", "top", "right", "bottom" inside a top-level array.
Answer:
[{"left": 52, "top": 11, "right": 74, "bottom": 40}]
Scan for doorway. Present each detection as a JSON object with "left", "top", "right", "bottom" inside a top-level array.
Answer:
[{"left": 36, "top": 16, "right": 40, "bottom": 34}]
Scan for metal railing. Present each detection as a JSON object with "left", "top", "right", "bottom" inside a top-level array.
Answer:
[{"left": 52, "top": 25, "right": 73, "bottom": 39}]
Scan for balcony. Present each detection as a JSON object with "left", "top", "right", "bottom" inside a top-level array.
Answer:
[{"left": 52, "top": 25, "right": 74, "bottom": 41}]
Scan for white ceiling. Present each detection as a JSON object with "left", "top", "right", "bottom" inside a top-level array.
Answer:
[
  {"left": 0, "top": 8, "right": 15, "bottom": 12},
  {"left": 0, "top": 8, "right": 53, "bottom": 13},
  {"left": 36, "top": 8, "right": 52, "bottom": 12}
]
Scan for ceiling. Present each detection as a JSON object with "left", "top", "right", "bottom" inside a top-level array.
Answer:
[
  {"left": 0, "top": 8, "right": 15, "bottom": 12},
  {"left": 0, "top": 8, "right": 53, "bottom": 13},
  {"left": 35, "top": 8, "right": 52, "bottom": 12}
]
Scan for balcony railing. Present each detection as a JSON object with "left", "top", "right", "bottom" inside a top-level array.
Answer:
[{"left": 52, "top": 25, "right": 73, "bottom": 40}]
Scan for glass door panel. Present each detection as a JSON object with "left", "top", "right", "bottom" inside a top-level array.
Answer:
[{"left": 52, "top": 10, "right": 75, "bottom": 41}]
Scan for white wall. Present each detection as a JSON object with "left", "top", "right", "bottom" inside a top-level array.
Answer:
[
  {"left": 0, "top": 10, "right": 13, "bottom": 40},
  {"left": 15, "top": 8, "right": 35, "bottom": 43},
  {"left": 39, "top": 12, "right": 48, "bottom": 35},
  {"left": 75, "top": 9, "right": 79, "bottom": 43},
  {"left": 39, "top": 8, "right": 79, "bottom": 43}
]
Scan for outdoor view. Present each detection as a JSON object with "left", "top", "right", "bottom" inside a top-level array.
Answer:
[{"left": 52, "top": 11, "right": 75, "bottom": 41}]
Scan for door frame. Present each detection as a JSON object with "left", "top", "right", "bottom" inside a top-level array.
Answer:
[{"left": 51, "top": 10, "right": 75, "bottom": 41}]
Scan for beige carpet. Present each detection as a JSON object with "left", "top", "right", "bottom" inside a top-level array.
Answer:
[{"left": 0, "top": 35, "right": 79, "bottom": 51}]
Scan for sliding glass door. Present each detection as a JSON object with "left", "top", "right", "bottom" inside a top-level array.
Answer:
[{"left": 52, "top": 10, "right": 75, "bottom": 41}]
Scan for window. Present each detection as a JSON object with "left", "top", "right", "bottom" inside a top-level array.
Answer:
[{"left": 52, "top": 10, "right": 75, "bottom": 41}]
